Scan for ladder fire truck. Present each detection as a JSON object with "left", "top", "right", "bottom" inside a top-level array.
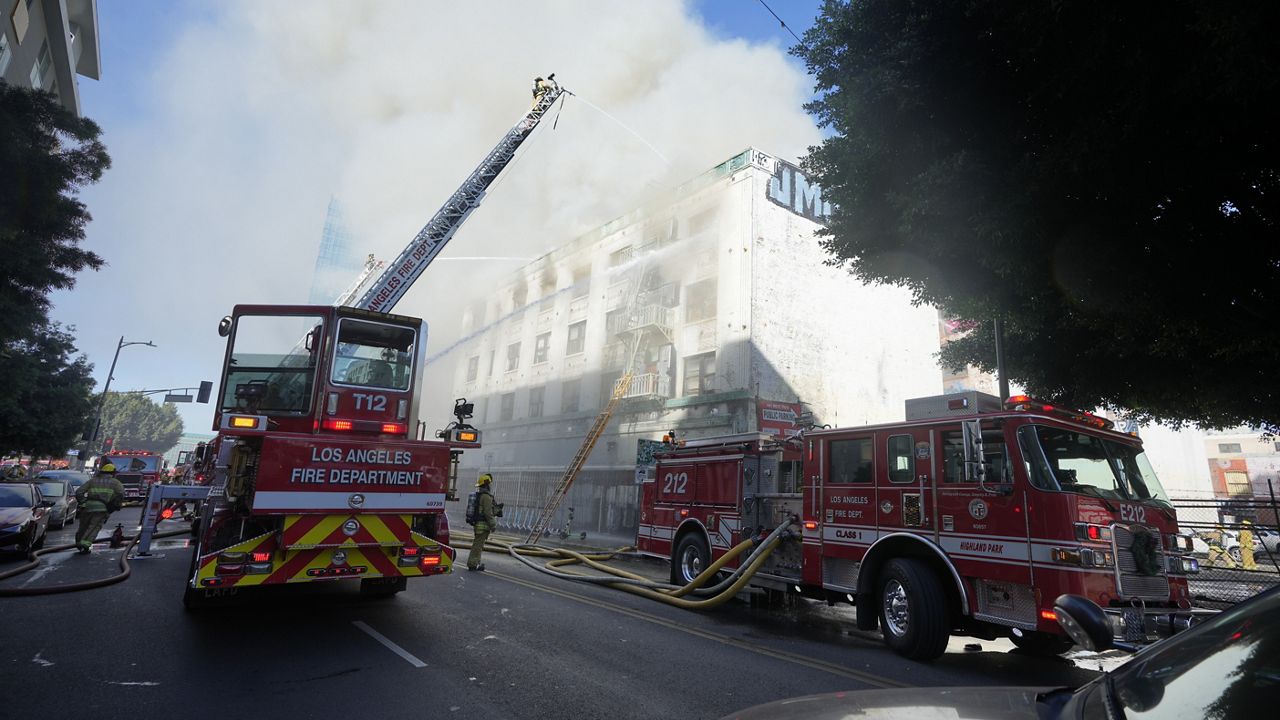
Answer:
[
  {"left": 637, "top": 391, "right": 1206, "bottom": 660},
  {"left": 150, "top": 77, "right": 567, "bottom": 607}
]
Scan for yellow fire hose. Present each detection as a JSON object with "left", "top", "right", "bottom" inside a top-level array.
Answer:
[{"left": 452, "top": 518, "right": 795, "bottom": 610}]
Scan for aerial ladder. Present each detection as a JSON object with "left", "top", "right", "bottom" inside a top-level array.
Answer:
[
  {"left": 351, "top": 76, "right": 567, "bottom": 314},
  {"left": 334, "top": 254, "right": 386, "bottom": 306},
  {"left": 525, "top": 262, "right": 657, "bottom": 543}
]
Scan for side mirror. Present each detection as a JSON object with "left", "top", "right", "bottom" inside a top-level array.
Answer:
[
  {"left": 1054, "top": 594, "right": 1114, "bottom": 652},
  {"left": 40, "top": 500, "right": 54, "bottom": 507},
  {"left": 218, "top": 315, "right": 233, "bottom": 337}
]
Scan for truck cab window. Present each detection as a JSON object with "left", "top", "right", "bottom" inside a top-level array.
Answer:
[
  {"left": 942, "top": 428, "right": 1010, "bottom": 483},
  {"left": 331, "top": 318, "right": 416, "bottom": 391},
  {"left": 223, "top": 315, "right": 324, "bottom": 414},
  {"left": 829, "top": 438, "right": 873, "bottom": 483}
]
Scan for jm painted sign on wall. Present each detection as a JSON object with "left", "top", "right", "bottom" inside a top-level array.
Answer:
[{"left": 749, "top": 149, "right": 833, "bottom": 224}]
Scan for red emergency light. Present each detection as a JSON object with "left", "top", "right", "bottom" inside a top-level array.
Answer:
[
  {"left": 251, "top": 551, "right": 271, "bottom": 563},
  {"left": 160, "top": 507, "right": 175, "bottom": 520},
  {"left": 322, "top": 419, "right": 354, "bottom": 432},
  {"left": 381, "top": 422, "right": 407, "bottom": 435}
]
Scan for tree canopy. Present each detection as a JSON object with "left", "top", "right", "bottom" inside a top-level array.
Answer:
[
  {"left": 0, "top": 320, "right": 97, "bottom": 456},
  {"left": 97, "top": 392, "right": 185, "bottom": 455},
  {"left": 0, "top": 81, "right": 110, "bottom": 347},
  {"left": 797, "top": 1, "right": 1280, "bottom": 431}
]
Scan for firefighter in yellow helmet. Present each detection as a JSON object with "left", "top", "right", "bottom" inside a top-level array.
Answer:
[
  {"left": 74, "top": 462, "right": 125, "bottom": 553},
  {"left": 3, "top": 464, "right": 27, "bottom": 480},
  {"left": 466, "top": 473, "right": 497, "bottom": 571}
]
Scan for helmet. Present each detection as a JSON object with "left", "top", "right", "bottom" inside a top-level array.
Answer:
[
  {"left": 99, "top": 463, "right": 117, "bottom": 474},
  {"left": 4, "top": 465, "right": 26, "bottom": 479},
  {"left": 476, "top": 473, "right": 493, "bottom": 488}
]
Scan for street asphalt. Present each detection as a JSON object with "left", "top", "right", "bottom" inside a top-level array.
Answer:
[{"left": 0, "top": 516, "right": 1108, "bottom": 719}]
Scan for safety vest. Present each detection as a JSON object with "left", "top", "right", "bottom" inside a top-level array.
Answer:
[{"left": 79, "top": 476, "right": 124, "bottom": 512}]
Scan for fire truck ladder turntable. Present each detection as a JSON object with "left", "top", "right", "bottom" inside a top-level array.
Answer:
[{"left": 525, "top": 261, "right": 658, "bottom": 543}]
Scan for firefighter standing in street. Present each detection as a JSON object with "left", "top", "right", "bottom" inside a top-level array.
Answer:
[
  {"left": 74, "top": 463, "right": 125, "bottom": 553},
  {"left": 467, "top": 473, "right": 496, "bottom": 571}
]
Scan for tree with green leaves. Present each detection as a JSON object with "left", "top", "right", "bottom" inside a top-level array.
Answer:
[
  {"left": 797, "top": 1, "right": 1280, "bottom": 431},
  {"left": 97, "top": 392, "right": 185, "bottom": 455},
  {"left": 0, "top": 320, "right": 97, "bottom": 456},
  {"left": 0, "top": 81, "right": 110, "bottom": 347}
]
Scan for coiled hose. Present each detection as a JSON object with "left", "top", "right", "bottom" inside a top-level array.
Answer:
[
  {"left": 453, "top": 518, "right": 797, "bottom": 609},
  {"left": 0, "top": 528, "right": 190, "bottom": 597}
]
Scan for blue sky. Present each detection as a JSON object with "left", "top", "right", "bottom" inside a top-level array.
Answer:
[{"left": 58, "top": 1, "right": 830, "bottom": 438}]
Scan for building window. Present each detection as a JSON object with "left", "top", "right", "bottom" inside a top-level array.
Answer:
[
  {"left": 0, "top": 34, "right": 12, "bottom": 77},
  {"left": 29, "top": 40, "right": 51, "bottom": 90},
  {"left": 499, "top": 393, "right": 515, "bottom": 422},
  {"left": 887, "top": 435, "right": 914, "bottom": 483},
  {"left": 1219, "top": 443, "right": 1243, "bottom": 454},
  {"left": 609, "top": 246, "right": 633, "bottom": 268},
  {"left": 513, "top": 282, "right": 528, "bottom": 310},
  {"left": 1274, "top": 442, "right": 1280, "bottom": 453},
  {"left": 487, "top": 350, "right": 495, "bottom": 377},
  {"left": 572, "top": 266, "right": 591, "bottom": 299},
  {"left": 466, "top": 355, "right": 479, "bottom": 383},
  {"left": 683, "top": 352, "right": 716, "bottom": 396},
  {"left": 540, "top": 272, "right": 557, "bottom": 304},
  {"left": 533, "top": 332, "right": 551, "bottom": 364},
  {"left": 562, "top": 379, "right": 581, "bottom": 413},
  {"left": 1225, "top": 471, "right": 1251, "bottom": 496},
  {"left": 689, "top": 209, "right": 716, "bottom": 236},
  {"left": 529, "top": 386, "right": 545, "bottom": 418},
  {"left": 566, "top": 321, "right": 586, "bottom": 355},
  {"left": 605, "top": 309, "right": 626, "bottom": 337},
  {"left": 645, "top": 217, "right": 677, "bottom": 247},
  {"left": 685, "top": 279, "right": 717, "bottom": 323},
  {"left": 830, "top": 438, "right": 873, "bottom": 484},
  {"left": 506, "top": 342, "right": 521, "bottom": 372}
]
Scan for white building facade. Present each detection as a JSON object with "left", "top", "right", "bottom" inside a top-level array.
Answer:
[
  {"left": 448, "top": 148, "right": 942, "bottom": 540},
  {"left": 1, "top": 0, "right": 100, "bottom": 116}
]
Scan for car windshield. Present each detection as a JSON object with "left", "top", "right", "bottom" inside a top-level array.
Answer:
[
  {"left": 331, "top": 318, "right": 415, "bottom": 391},
  {"left": 0, "top": 485, "right": 34, "bottom": 508},
  {"left": 1018, "top": 425, "right": 1172, "bottom": 506},
  {"left": 104, "top": 455, "right": 159, "bottom": 473},
  {"left": 37, "top": 482, "right": 65, "bottom": 498},
  {"left": 223, "top": 314, "right": 324, "bottom": 414},
  {"left": 1098, "top": 587, "right": 1280, "bottom": 718}
]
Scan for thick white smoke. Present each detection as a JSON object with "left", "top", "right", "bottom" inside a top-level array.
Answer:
[{"left": 58, "top": 1, "right": 820, "bottom": 432}]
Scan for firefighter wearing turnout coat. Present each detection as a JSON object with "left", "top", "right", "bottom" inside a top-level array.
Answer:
[
  {"left": 467, "top": 473, "right": 496, "bottom": 571},
  {"left": 75, "top": 463, "right": 125, "bottom": 553}
]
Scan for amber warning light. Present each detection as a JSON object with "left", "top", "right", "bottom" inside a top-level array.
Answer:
[
  {"left": 449, "top": 428, "right": 481, "bottom": 444},
  {"left": 229, "top": 416, "right": 259, "bottom": 429}
]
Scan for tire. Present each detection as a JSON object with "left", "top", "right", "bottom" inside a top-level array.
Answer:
[
  {"left": 1010, "top": 629, "right": 1075, "bottom": 656},
  {"left": 360, "top": 577, "right": 407, "bottom": 598},
  {"left": 1229, "top": 547, "right": 1242, "bottom": 564},
  {"left": 32, "top": 530, "right": 45, "bottom": 551},
  {"left": 877, "top": 558, "right": 950, "bottom": 661},
  {"left": 671, "top": 533, "right": 710, "bottom": 586}
]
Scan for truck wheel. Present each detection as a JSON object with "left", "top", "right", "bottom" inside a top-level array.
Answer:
[
  {"left": 878, "top": 558, "right": 950, "bottom": 661},
  {"left": 1010, "top": 629, "right": 1074, "bottom": 655},
  {"left": 360, "top": 577, "right": 407, "bottom": 598},
  {"left": 671, "top": 533, "right": 710, "bottom": 586}
]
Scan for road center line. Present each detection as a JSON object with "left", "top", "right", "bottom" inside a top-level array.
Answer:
[
  {"left": 488, "top": 570, "right": 907, "bottom": 689},
  {"left": 352, "top": 621, "right": 427, "bottom": 668}
]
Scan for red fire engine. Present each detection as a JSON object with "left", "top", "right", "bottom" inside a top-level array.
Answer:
[
  {"left": 100, "top": 450, "right": 162, "bottom": 504},
  {"left": 637, "top": 391, "right": 1203, "bottom": 660},
  {"left": 168, "top": 77, "right": 566, "bottom": 607}
]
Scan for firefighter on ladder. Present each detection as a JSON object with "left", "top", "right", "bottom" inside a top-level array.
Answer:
[
  {"left": 74, "top": 463, "right": 124, "bottom": 554},
  {"left": 467, "top": 473, "right": 497, "bottom": 571}
]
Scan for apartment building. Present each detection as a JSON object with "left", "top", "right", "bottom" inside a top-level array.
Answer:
[{"left": 2, "top": 0, "right": 100, "bottom": 116}]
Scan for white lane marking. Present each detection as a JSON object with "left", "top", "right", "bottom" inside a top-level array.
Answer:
[
  {"left": 106, "top": 681, "right": 161, "bottom": 686},
  {"left": 352, "top": 621, "right": 427, "bottom": 668},
  {"left": 32, "top": 653, "right": 54, "bottom": 667}
]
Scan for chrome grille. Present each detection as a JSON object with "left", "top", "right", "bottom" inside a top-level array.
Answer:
[
  {"left": 902, "top": 493, "right": 922, "bottom": 527},
  {"left": 822, "top": 558, "right": 859, "bottom": 590},
  {"left": 1113, "top": 524, "right": 1170, "bottom": 600}
]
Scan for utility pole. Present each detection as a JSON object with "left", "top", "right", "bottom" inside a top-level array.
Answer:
[{"left": 84, "top": 336, "right": 156, "bottom": 463}]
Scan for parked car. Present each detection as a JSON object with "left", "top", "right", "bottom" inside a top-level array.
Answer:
[
  {"left": 1189, "top": 527, "right": 1264, "bottom": 563},
  {"left": 0, "top": 484, "right": 49, "bottom": 555},
  {"left": 33, "top": 479, "right": 76, "bottom": 529},
  {"left": 722, "top": 585, "right": 1277, "bottom": 720},
  {"left": 1257, "top": 527, "right": 1280, "bottom": 554},
  {"left": 34, "top": 470, "right": 93, "bottom": 519}
]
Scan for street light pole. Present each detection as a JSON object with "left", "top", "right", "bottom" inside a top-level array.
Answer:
[{"left": 85, "top": 335, "right": 156, "bottom": 463}]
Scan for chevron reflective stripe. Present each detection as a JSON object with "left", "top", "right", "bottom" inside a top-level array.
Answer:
[
  {"left": 281, "top": 514, "right": 413, "bottom": 549},
  {"left": 195, "top": 531, "right": 454, "bottom": 587},
  {"left": 251, "top": 491, "right": 445, "bottom": 512}
]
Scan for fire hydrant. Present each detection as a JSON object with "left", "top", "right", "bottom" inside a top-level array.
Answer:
[
  {"left": 1239, "top": 520, "right": 1257, "bottom": 571},
  {"left": 109, "top": 523, "right": 126, "bottom": 549}
]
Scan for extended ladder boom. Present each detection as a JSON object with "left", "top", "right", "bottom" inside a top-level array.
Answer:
[{"left": 354, "top": 79, "right": 566, "bottom": 313}]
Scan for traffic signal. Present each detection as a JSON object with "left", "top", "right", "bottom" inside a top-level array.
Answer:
[
  {"left": 102, "top": 437, "right": 114, "bottom": 453},
  {"left": 196, "top": 380, "right": 213, "bottom": 404}
]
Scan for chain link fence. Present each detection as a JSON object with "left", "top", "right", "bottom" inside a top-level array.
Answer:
[{"left": 1172, "top": 482, "right": 1280, "bottom": 607}]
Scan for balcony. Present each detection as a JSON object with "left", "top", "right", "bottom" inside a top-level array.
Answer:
[
  {"left": 615, "top": 305, "right": 673, "bottom": 339},
  {"left": 623, "top": 372, "right": 672, "bottom": 400}
]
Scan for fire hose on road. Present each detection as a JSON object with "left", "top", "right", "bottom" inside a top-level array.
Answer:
[
  {"left": 451, "top": 518, "right": 797, "bottom": 610},
  {"left": 0, "top": 527, "right": 191, "bottom": 597}
]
